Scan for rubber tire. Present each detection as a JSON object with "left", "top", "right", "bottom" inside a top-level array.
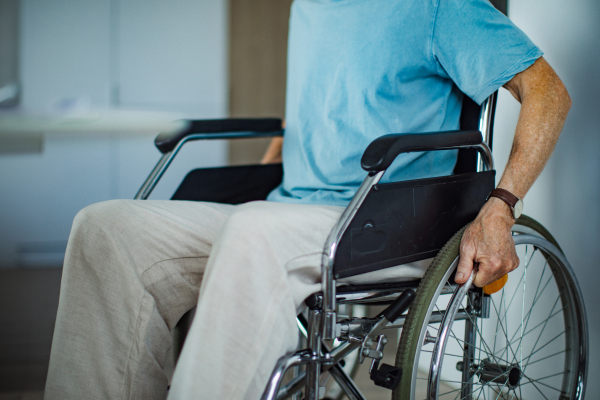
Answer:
[{"left": 392, "top": 225, "right": 466, "bottom": 400}]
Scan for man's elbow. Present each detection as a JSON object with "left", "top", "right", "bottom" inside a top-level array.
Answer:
[{"left": 554, "top": 78, "right": 572, "bottom": 113}]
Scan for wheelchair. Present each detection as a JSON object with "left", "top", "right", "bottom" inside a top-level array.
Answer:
[{"left": 135, "top": 92, "right": 588, "bottom": 400}]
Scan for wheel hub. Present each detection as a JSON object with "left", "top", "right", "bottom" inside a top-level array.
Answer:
[{"left": 475, "top": 358, "right": 522, "bottom": 389}]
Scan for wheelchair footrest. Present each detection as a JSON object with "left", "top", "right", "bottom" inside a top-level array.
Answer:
[{"left": 369, "top": 363, "right": 402, "bottom": 390}]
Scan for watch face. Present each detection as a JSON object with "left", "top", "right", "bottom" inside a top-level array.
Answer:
[{"left": 514, "top": 199, "right": 524, "bottom": 219}]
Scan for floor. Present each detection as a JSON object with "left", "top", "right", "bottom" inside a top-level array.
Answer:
[
  {"left": 0, "top": 268, "right": 436, "bottom": 400},
  {"left": 0, "top": 269, "right": 61, "bottom": 396},
  {"left": 0, "top": 393, "right": 44, "bottom": 400}
]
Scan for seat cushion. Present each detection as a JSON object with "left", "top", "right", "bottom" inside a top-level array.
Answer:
[{"left": 338, "top": 258, "right": 432, "bottom": 286}]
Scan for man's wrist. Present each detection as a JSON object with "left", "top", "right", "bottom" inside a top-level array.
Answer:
[
  {"left": 486, "top": 197, "right": 516, "bottom": 221},
  {"left": 487, "top": 187, "right": 524, "bottom": 219}
]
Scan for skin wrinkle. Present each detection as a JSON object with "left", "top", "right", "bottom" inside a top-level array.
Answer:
[{"left": 262, "top": 57, "right": 571, "bottom": 288}]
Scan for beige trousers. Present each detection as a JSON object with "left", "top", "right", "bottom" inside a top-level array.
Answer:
[{"left": 44, "top": 199, "right": 345, "bottom": 400}]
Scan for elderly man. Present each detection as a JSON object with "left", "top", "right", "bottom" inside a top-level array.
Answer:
[{"left": 44, "top": 0, "right": 570, "bottom": 399}]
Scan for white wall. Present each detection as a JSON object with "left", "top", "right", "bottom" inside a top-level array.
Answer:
[
  {"left": 0, "top": 0, "right": 229, "bottom": 268},
  {"left": 493, "top": 0, "right": 600, "bottom": 394}
]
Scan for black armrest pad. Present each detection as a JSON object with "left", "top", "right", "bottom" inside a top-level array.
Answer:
[
  {"left": 361, "top": 130, "right": 482, "bottom": 173},
  {"left": 155, "top": 118, "right": 283, "bottom": 153}
]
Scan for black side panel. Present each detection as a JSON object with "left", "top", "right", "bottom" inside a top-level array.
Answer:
[
  {"left": 333, "top": 171, "right": 495, "bottom": 278},
  {"left": 171, "top": 163, "right": 283, "bottom": 204}
]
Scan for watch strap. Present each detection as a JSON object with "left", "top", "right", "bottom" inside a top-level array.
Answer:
[{"left": 487, "top": 188, "right": 519, "bottom": 209}]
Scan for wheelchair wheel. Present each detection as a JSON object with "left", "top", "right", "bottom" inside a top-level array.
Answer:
[{"left": 394, "top": 215, "right": 588, "bottom": 400}]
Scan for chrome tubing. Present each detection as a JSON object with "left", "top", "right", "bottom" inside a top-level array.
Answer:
[
  {"left": 305, "top": 309, "right": 322, "bottom": 400},
  {"left": 134, "top": 130, "right": 283, "bottom": 200},
  {"left": 274, "top": 372, "right": 306, "bottom": 400},
  {"left": 273, "top": 340, "right": 362, "bottom": 400},
  {"left": 477, "top": 94, "right": 496, "bottom": 172},
  {"left": 428, "top": 270, "right": 476, "bottom": 399},
  {"left": 474, "top": 142, "right": 494, "bottom": 172},
  {"left": 329, "top": 363, "right": 367, "bottom": 400},
  {"left": 479, "top": 94, "right": 496, "bottom": 146},
  {"left": 337, "top": 285, "right": 456, "bottom": 305},
  {"left": 383, "top": 309, "right": 470, "bottom": 330},
  {"left": 134, "top": 152, "right": 172, "bottom": 200},
  {"left": 320, "top": 170, "right": 385, "bottom": 339},
  {"left": 261, "top": 351, "right": 312, "bottom": 400},
  {"left": 460, "top": 294, "right": 477, "bottom": 400}
]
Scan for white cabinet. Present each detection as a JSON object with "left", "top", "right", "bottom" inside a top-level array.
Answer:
[{"left": 0, "top": 0, "right": 228, "bottom": 268}]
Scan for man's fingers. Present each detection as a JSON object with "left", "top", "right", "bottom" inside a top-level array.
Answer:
[
  {"left": 474, "top": 258, "right": 510, "bottom": 287},
  {"left": 512, "top": 254, "right": 521, "bottom": 272},
  {"left": 456, "top": 243, "right": 475, "bottom": 284},
  {"left": 473, "top": 265, "right": 494, "bottom": 287}
]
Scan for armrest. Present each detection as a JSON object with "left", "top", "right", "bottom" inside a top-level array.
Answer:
[
  {"left": 154, "top": 118, "right": 283, "bottom": 154},
  {"left": 360, "top": 130, "right": 482, "bottom": 173}
]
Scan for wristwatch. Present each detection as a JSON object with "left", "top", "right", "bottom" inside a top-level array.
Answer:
[{"left": 487, "top": 188, "right": 524, "bottom": 219}]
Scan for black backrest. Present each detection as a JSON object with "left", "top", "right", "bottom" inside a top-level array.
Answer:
[
  {"left": 453, "top": 95, "right": 483, "bottom": 175},
  {"left": 171, "top": 92, "right": 495, "bottom": 203},
  {"left": 453, "top": 0, "right": 506, "bottom": 173},
  {"left": 490, "top": 0, "right": 508, "bottom": 15},
  {"left": 171, "top": 163, "right": 283, "bottom": 204}
]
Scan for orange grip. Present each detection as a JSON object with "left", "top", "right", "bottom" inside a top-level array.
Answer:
[{"left": 483, "top": 274, "right": 508, "bottom": 295}]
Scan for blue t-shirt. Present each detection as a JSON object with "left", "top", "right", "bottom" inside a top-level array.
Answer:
[{"left": 268, "top": 0, "right": 542, "bottom": 206}]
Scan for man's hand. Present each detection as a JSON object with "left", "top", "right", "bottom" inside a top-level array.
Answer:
[
  {"left": 455, "top": 198, "right": 519, "bottom": 287},
  {"left": 454, "top": 58, "right": 570, "bottom": 286}
]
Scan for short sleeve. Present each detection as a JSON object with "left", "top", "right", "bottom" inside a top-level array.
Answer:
[{"left": 431, "top": 0, "right": 543, "bottom": 104}]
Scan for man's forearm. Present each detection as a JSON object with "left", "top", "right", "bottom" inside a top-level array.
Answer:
[
  {"left": 456, "top": 57, "right": 571, "bottom": 287},
  {"left": 261, "top": 137, "right": 284, "bottom": 164},
  {"left": 497, "top": 57, "right": 571, "bottom": 200}
]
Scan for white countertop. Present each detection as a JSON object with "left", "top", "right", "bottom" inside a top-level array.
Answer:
[{"left": 0, "top": 109, "right": 189, "bottom": 136}]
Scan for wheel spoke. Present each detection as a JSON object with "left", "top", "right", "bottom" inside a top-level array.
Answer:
[
  {"left": 433, "top": 301, "right": 495, "bottom": 360},
  {"left": 495, "top": 247, "right": 536, "bottom": 327},
  {"left": 463, "top": 300, "right": 507, "bottom": 366},
  {"left": 481, "top": 385, "right": 487, "bottom": 400},
  {"left": 522, "top": 370, "right": 564, "bottom": 383},
  {"left": 503, "top": 260, "right": 552, "bottom": 353},
  {"left": 493, "top": 378, "right": 510, "bottom": 400},
  {"left": 521, "top": 330, "right": 566, "bottom": 367},
  {"left": 521, "top": 292, "right": 563, "bottom": 374},
  {"left": 523, "top": 379, "right": 551, "bottom": 400},
  {"left": 510, "top": 268, "right": 553, "bottom": 344},
  {"left": 457, "top": 385, "right": 485, "bottom": 400},
  {"left": 524, "top": 349, "right": 565, "bottom": 366},
  {"left": 488, "top": 249, "right": 541, "bottom": 366},
  {"left": 490, "top": 294, "right": 519, "bottom": 364},
  {"left": 519, "top": 246, "right": 531, "bottom": 366},
  {"left": 521, "top": 372, "right": 563, "bottom": 393},
  {"left": 492, "top": 268, "right": 526, "bottom": 355},
  {"left": 492, "top": 305, "right": 565, "bottom": 358},
  {"left": 434, "top": 303, "right": 464, "bottom": 353},
  {"left": 491, "top": 292, "right": 503, "bottom": 359}
]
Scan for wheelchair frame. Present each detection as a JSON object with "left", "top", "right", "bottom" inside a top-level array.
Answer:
[
  {"left": 263, "top": 96, "right": 496, "bottom": 400},
  {"left": 134, "top": 92, "right": 587, "bottom": 399}
]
